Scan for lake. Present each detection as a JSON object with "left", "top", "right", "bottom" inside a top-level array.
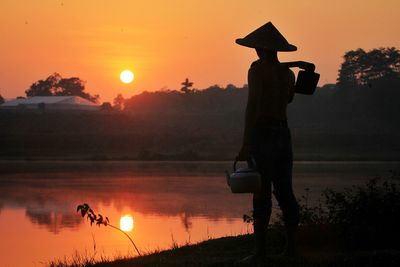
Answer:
[{"left": 0, "top": 161, "right": 398, "bottom": 267}]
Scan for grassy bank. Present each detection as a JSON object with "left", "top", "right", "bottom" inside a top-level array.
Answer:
[
  {"left": 50, "top": 178, "right": 400, "bottom": 267},
  {"left": 50, "top": 229, "right": 400, "bottom": 267}
]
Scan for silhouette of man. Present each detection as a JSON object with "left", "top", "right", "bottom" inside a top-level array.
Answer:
[{"left": 236, "top": 22, "right": 299, "bottom": 262}]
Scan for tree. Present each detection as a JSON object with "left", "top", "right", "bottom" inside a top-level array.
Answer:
[
  {"left": 337, "top": 47, "right": 400, "bottom": 89},
  {"left": 337, "top": 49, "right": 366, "bottom": 88},
  {"left": 225, "top": 84, "right": 238, "bottom": 91},
  {"left": 0, "top": 94, "right": 4, "bottom": 104},
  {"left": 113, "top": 94, "right": 125, "bottom": 110},
  {"left": 181, "top": 78, "right": 194, "bottom": 93},
  {"left": 25, "top": 73, "right": 99, "bottom": 103},
  {"left": 26, "top": 73, "right": 61, "bottom": 97},
  {"left": 100, "top": 102, "right": 113, "bottom": 111},
  {"left": 362, "top": 47, "right": 400, "bottom": 83}
]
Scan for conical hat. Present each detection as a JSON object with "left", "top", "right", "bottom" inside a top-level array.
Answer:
[{"left": 236, "top": 22, "right": 297, "bottom": 52}]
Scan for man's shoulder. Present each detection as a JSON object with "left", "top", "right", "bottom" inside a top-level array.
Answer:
[
  {"left": 249, "top": 60, "right": 264, "bottom": 77},
  {"left": 250, "top": 60, "right": 262, "bottom": 68},
  {"left": 249, "top": 61, "right": 295, "bottom": 79}
]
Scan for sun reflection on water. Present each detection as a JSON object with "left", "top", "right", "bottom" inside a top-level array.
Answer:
[{"left": 120, "top": 214, "right": 134, "bottom": 232}]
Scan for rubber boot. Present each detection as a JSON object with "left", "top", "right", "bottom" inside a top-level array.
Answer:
[
  {"left": 254, "top": 217, "right": 267, "bottom": 257},
  {"left": 237, "top": 218, "right": 267, "bottom": 266},
  {"left": 284, "top": 224, "right": 298, "bottom": 257}
]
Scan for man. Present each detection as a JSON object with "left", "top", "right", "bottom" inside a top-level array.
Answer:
[{"left": 236, "top": 21, "right": 299, "bottom": 262}]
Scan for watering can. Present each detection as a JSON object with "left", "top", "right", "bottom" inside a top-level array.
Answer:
[{"left": 281, "top": 61, "right": 320, "bottom": 95}]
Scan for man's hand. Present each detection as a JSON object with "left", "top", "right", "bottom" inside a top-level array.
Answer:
[{"left": 237, "top": 145, "right": 251, "bottom": 161}]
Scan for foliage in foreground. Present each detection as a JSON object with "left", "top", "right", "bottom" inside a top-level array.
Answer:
[
  {"left": 77, "top": 203, "right": 142, "bottom": 256},
  {"left": 296, "top": 177, "right": 400, "bottom": 250}
]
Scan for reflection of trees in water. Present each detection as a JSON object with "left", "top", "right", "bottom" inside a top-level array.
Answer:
[
  {"left": 0, "top": 162, "right": 394, "bottom": 235},
  {"left": 25, "top": 208, "right": 82, "bottom": 234},
  {"left": 180, "top": 212, "right": 193, "bottom": 232},
  {"left": 0, "top": 173, "right": 250, "bottom": 221},
  {"left": 0, "top": 166, "right": 252, "bottom": 235}
]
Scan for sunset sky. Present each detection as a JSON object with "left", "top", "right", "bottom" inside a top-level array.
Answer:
[{"left": 1, "top": 0, "right": 399, "bottom": 102}]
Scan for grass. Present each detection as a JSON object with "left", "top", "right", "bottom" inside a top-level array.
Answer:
[{"left": 48, "top": 227, "right": 400, "bottom": 267}]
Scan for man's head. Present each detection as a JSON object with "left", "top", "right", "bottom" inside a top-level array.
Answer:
[{"left": 256, "top": 48, "right": 278, "bottom": 61}]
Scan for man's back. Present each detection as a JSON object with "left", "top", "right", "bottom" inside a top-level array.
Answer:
[{"left": 249, "top": 60, "right": 295, "bottom": 121}]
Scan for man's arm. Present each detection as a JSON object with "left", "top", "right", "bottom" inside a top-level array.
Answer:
[
  {"left": 239, "top": 67, "right": 262, "bottom": 159},
  {"left": 287, "top": 69, "right": 296, "bottom": 103}
]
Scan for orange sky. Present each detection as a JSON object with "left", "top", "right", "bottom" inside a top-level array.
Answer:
[{"left": 1, "top": 0, "right": 399, "bottom": 102}]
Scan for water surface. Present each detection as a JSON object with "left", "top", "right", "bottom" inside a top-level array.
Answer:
[{"left": 0, "top": 161, "right": 397, "bottom": 267}]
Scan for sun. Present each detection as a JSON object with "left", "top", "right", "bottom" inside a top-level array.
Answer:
[{"left": 120, "top": 70, "right": 134, "bottom": 84}]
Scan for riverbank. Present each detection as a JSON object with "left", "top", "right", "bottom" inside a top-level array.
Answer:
[
  {"left": 50, "top": 229, "right": 400, "bottom": 267},
  {"left": 1, "top": 159, "right": 398, "bottom": 177},
  {"left": 2, "top": 109, "right": 399, "bottom": 162}
]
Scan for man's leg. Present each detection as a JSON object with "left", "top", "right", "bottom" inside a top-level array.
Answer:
[
  {"left": 273, "top": 148, "right": 299, "bottom": 256},
  {"left": 252, "top": 183, "right": 272, "bottom": 256},
  {"left": 238, "top": 171, "right": 272, "bottom": 264}
]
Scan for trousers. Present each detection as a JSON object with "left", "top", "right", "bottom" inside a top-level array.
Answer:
[{"left": 251, "top": 125, "right": 299, "bottom": 226}]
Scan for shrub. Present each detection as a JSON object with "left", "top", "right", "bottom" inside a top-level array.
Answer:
[{"left": 297, "top": 178, "right": 400, "bottom": 250}]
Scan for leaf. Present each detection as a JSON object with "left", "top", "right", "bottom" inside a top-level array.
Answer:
[{"left": 76, "top": 202, "right": 114, "bottom": 228}]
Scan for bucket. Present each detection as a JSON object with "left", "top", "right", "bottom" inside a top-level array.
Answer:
[
  {"left": 226, "top": 159, "right": 261, "bottom": 193},
  {"left": 295, "top": 70, "right": 320, "bottom": 95},
  {"left": 281, "top": 61, "right": 320, "bottom": 95}
]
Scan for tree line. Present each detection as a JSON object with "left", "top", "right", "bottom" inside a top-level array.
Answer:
[
  {"left": 337, "top": 47, "right": 400, "bottom": 88},
  {"left": 1, "top": 47, "right": 399, "bottom": 161},
  {"left": 4, "top": 46, "right": 399, "bottom": 112}
]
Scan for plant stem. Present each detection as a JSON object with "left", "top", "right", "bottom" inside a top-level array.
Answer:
[{"left": 108, "top": 224, "right": 142, "bottom": 256}]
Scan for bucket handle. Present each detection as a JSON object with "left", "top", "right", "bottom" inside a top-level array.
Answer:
[
  {"left": 234, "top": 156, "right": 257, "bottom": 172},
  {"left": 281, "top": 61, "right": 316, "bottom": 72},
  {"left": 225, "top": 170, "right": 231, "bottom": 186}
]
